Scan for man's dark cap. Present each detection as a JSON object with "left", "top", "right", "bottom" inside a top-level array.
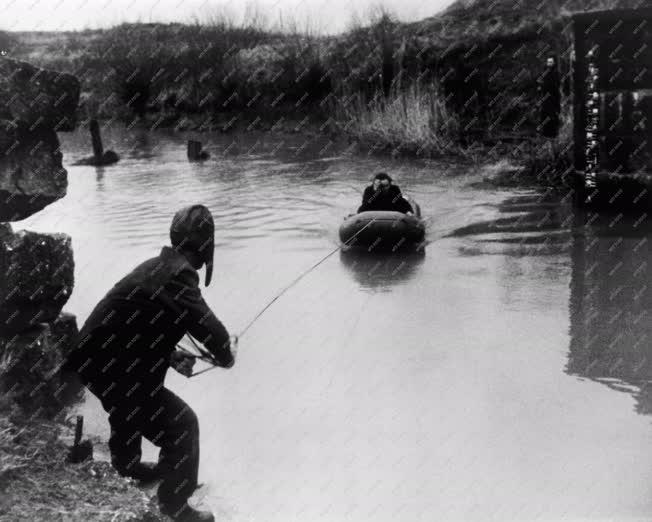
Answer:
[
  {"left": 170, "top": 204, "right": 215, "bottom": 286},
  {"left": 374, "top": 172, "right": 393, "bottom": 183}
]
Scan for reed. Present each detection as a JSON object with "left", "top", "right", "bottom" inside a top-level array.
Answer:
[{"left": 336, "top": 82, "right": 461, "bottom": 157}]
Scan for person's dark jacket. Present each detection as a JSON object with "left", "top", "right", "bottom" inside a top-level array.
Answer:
[
  {"left": 358, "top": 184, "right": 414, "bottom": 214},
  {"left": 64, "top": 245, "right": 232, "bottom": 402}
]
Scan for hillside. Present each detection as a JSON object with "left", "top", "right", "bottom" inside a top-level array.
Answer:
[
  {"left": 1, "top": 0, "right": 651, "bottom": 148},
  {"left": 422, "top": 0, "right": 652, "bottom": 37}
]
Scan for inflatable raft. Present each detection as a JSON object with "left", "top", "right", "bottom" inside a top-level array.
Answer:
[{"left": 339, "top": 210, "right": 426, "bottom": 252}]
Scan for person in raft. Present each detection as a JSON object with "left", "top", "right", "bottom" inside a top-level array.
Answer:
[
  {"left": 63, "top": 204, "right": 236, "bottom": 522},
  {"left": 358, "top": 172, "right": 414, "bottom": 214}
]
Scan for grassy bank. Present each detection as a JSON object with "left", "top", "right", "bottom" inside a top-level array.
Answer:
[
  {"left": 2, "top": 0, "right": 650, "bottom": 170},
  {"left": 0, "top": 405, "right": 163, "bottom": 521},
  {"left": 336, "top": 82, "right": 461, "bottom": 158}
]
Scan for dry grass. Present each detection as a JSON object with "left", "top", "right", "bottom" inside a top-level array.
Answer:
[
  {"left": 0, "top": 410, "right": 162, "bottom": 522},
  {"left": 336, "top": 82, "right": 461, "bottom": 157}
]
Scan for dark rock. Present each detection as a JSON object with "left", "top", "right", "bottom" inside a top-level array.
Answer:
[
  {"left": 0, "top": 222, "right": 11, "bottom": 241},
  {"left": 49, "top": 311, "right": 79, "bottom": 358},
  {"left": 0, "top": 324, "right": 61, "bottom": 416},
  {"left": 0, "top": 126, "right": 67, "bottom": 220},
  {"left": 0, "top": 230, "right": 74, "bottom": 334},
  {"left": 101, "top": 150, "right": 120, "bottom": 164},
  {"left": 0, "top": 58, "right": 80, "bottom": 132},
  {"left": 0, "top": 314, "right": 83, "bottom": 417},
  {"left": 50, "top": 312, "right": 84, "bottom": 406}
]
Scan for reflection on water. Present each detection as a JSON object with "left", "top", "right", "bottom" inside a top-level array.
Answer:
[
  {"left": 339, "top": 250, "right": 426, "bottom": 291},
  {"left": 568, "top": 209, "right": 652, "bottom": 415},
  {"left": 451, "top": 194, "right": 571, "bottom": 238},
  {"left": 94, "top": 166, "right": 106, "bottom": 186},
  {"left": 451, "top": 195, "right": 652, "bottom": 419},
  {"left": 449, "top": 192, "right": 575, "bottom": 260},
  {"left": 468, "top": 193, "right": 652, "bottom": 419}
]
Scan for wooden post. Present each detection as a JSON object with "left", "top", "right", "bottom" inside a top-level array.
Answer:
[
  {"left": 187, "top": 140, "right": 209, "bottom": 161},
  {"left": 68, "top": 414, "right": 93, "bottom": 463},
  {"left": 74, "top": 415, "right": 83, "bottom": 448},
  {"left": 90, "top": 119, "right": 104, "bottom": 159},
  {"left": 187, "top": 140, "right": 199, "bottom": 160}
]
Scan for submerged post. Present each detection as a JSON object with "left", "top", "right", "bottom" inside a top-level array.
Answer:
[
  {"left": 89, "top": 119, "right": 103, "bottom": 159},
  {"left": 187, "top": 140, "right": 201, "bottom": 160},
  {"left": 187, "top": 140, "right": 209, "bottom": 161},
  {"left": 71, "top": 118, "right": 119, "bottom": 166}
]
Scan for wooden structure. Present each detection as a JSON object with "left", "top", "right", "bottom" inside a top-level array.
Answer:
[
  {"left": 572, "top": 8, "right": 652, "bottom": 210},
  {"left": 72, "top": 119, "right": 120, "bottom": 166},
  {"left": 187, "top": 140, "right": 209, "bottom": 161},
  {"left": 67, "top": 415, "right": 93, "bottom": 463},
  {"left": 90, "top": 119, "right": 104, "bottom": 159}
]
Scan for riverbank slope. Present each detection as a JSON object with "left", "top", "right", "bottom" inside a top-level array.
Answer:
[{"left": 0, "top": 406, "right": 165, "bottom": 521}]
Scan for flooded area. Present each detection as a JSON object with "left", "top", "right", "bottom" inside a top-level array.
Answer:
[{"left": 19, "top": 127, "right": 652, "bottom": 521}]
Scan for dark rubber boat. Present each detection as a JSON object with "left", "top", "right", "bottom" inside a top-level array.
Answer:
[{"left": 338, "top": 210, "right": 426, "bottom": 252}]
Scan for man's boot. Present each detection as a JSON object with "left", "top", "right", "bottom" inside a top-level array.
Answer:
[
  {"left": 159, "top": 501, "right": 215, "bottom": 522},
  {"left": 115, "top": 461, "right": 164, "bottom": 483}
]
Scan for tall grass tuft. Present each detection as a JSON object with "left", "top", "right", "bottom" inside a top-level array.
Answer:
[{"left": 337, "top": 82, "right": 460, "bottom": 157}]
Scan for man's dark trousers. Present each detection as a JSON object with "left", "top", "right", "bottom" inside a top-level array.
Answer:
[{"left": 93, "top": 383, "right": 200, "bottom": 508}]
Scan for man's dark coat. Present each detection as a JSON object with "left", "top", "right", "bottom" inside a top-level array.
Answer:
[
  {"left": 358, "top": 184, "right": 414, "bottom": 214},
  {"left": 65, "top": 245, "right": 233, "bottom": 401}
]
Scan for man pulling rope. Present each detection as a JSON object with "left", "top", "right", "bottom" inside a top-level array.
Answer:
[{"left": 63, "top": 204, "right": 236, "bottom": 522}]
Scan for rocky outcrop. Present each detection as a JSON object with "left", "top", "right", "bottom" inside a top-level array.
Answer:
[
  {"left": 0, "top": 318, "right": 81, "bottom": 417},
  {"left": 0, "top": 230, "right": 74, "bottom": 334},
  {"left": 0, "top": 58, "right": 81, "bottom": 418},
  {"left": 0, "top": 221, "right": 11, "bottom": 241},
  {"left": 0, "top": 124, "right": 68, "bottom": 220},
  {"left": 0, "top": 58, "right": 79, "bottom": 221},
  {"left": 0, "top": 58, "right": 79, "bottom": 132}
]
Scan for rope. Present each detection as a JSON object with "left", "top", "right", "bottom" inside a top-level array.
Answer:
[
  {"left": 178, "top": 217, "right": 381, "bottom": 377},
  {"left": 176, "top": 341, "right": 213, "bottom": 363}
]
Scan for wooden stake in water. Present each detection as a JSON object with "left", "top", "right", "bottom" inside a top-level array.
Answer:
[
  {"left": 74, "top": 415, "right": 83, "bottom": 448},
  {"left": 90, "top": 119, "right": 104, "bottom": 160},
  {"left": 187, "top": 140, "right": 209, "bottom": 161}
]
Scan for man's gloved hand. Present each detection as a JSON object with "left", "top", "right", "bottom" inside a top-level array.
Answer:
[
  {"left": 170, "top": 350, "right": 196, "bottom": 377},
  {"left": 229, "top": 335, "right": 239, "bottom": 365}
]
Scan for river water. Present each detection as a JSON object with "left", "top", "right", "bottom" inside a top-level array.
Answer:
[{"left": 19, "top": 127, "right": 652, "bottom": 521}]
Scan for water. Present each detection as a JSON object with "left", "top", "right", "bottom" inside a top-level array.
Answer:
[{"left": 19, "top": 127, "right": 652, "bottom": 521}]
